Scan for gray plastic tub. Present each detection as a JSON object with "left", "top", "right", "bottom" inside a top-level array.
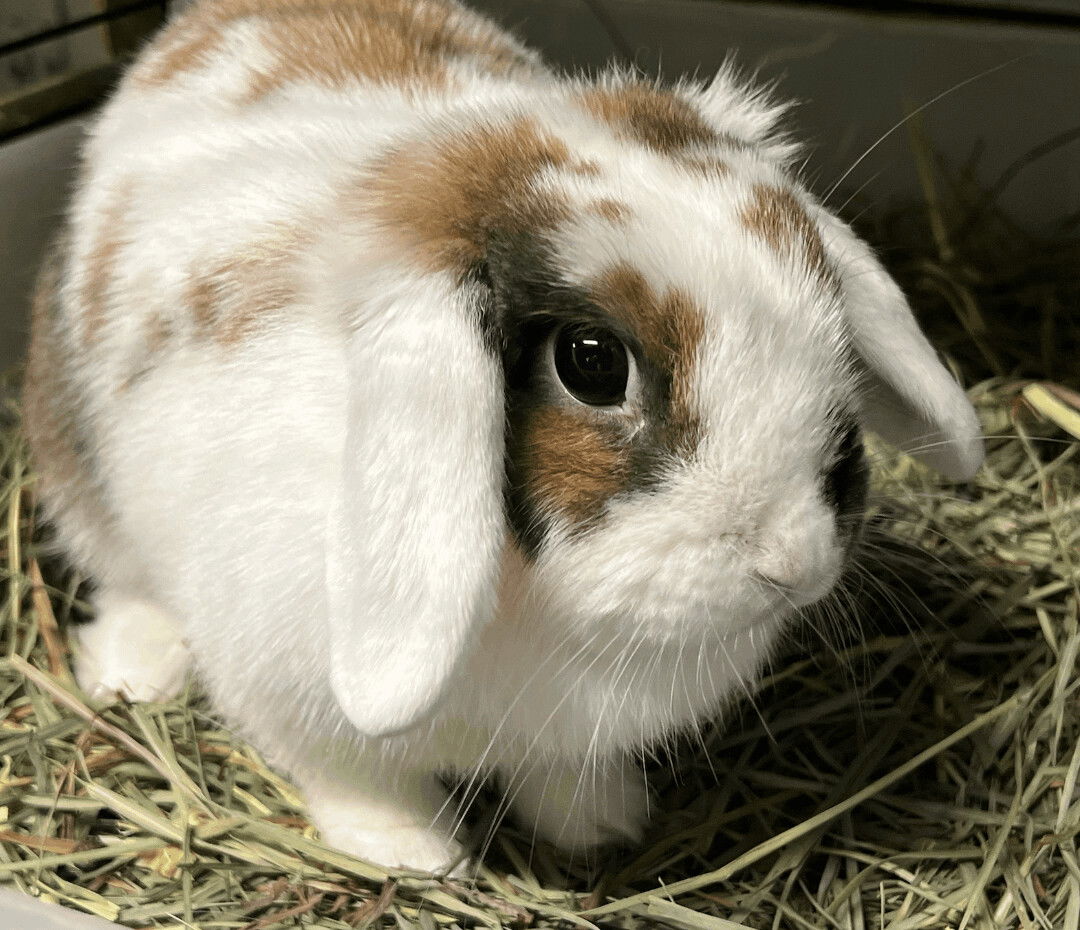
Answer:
[{"left": 0, "top": 888, "right": 122, "bottom": 929}]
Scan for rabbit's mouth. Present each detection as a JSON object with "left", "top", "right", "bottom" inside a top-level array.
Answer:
[{"left": 750, "top": 554, "right": 846, "bottom": 611}]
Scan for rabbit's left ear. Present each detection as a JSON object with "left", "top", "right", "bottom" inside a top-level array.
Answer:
[
  {"left": 325, "top": 276, "right": 506, "bottom": 738},
  {"left": 821, "top": 213, "right": 983, "bottom": 480}
]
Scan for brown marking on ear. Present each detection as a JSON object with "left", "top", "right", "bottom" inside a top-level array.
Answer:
[
  {"left": 362, "top": 117, "right": 571, "bottom": 274},
  {"left": 589, "top": 198, "right": 631, "bottom": 223},
  {"left": 740, "top": 183, "right": 831, "bottom": 284},
  {"left": 186, "top": 235, "right": 304, "bottom": 345},
  {"left": 590, "top": 264, "right": 705, "bottom": 452},
  {"left": 581, "top": 82, "right": 720, "bottom": 156},
  {"left": 82, "top": 184, "right": 134, "bottom": 346},
  {"left": 516, "top": 407, "right": 631, "bottom": 527}
]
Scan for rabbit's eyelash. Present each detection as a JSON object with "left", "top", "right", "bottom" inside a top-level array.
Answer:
[{"left": 516, "top": 306, "right": 638, "bottom": 343}]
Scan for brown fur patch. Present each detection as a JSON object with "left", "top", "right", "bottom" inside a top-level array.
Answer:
[
  {"left": 739, "top": 183, "right": 830, "bottom": 283},
  {"left": 590, "top": 264, "right": 705, "bottom": 452},
  {"left": 362, "top": 117, "right": 571, "bottom": 274},
  {"left": 23, "top": 257, "right": 71, "bottom": 489},
  {"left": 186, "top": 236, "right": 304, "bottom": 345},
  {"left": 516, "top": 407, "right": 630, "bottom": 527},
  {"left": 81, "top": 184, "right": 134, "bottom": 346},
  {"left": 246, "top": 3, "right": 448, "bottom": 99},
  {"left": 145, "top": 313, "right": 172, "bottom": 354},
  {"left": 187, "top": 274, "right": 217, "bottom": 335},
  {"left": 133, "top": 21, "right": 223, "bottom": 86},
  {"left": 117, "top": 313, "right": 176, "bottom": 393},
  {"left": 683, "top": 156, "right": 730, "bottom": 179},
  {"left": 589, "top": 198, "right": 631, "bottom": 223},
  {"left": 136, "top": 0, "right": 538, "bottom": 94},
  {"left": 568, "top": 159, "right": 602, "bottom": 178},
  {"left": 23, "top": 249, "right": 102, "bottom": 512},
  {"left": 581, "top": 83, "right": 719, "bottom": 156}
]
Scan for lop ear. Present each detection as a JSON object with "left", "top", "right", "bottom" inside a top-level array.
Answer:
[
  {"left": 325, "top": 274, "right": 505, "bottom": 737},
  {"left": 820, "top": 213, "right": 984, "bottom": 480}
]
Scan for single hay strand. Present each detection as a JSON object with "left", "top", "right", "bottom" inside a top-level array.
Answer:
[{"left": 27, "top": 559, "right": 68, "bottom": 683}]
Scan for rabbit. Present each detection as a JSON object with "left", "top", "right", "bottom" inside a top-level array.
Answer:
[{"left": 23, "top": 0, "right": 983, "bottom": 873}]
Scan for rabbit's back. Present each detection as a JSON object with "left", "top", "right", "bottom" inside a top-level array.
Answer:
[
  {"left": 22, "top": 0, "right": 547, "bottom": 656},
  {"left": 41, "top": 0, "right": 546, "bottom": 384},
  {"left": 128, "top": 0, "right": 543, "bottom": 97}
]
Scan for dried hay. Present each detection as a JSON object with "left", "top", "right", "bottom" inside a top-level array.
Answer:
[{"left": 0, "top": 156, "right": 1078, "bottom": 928}]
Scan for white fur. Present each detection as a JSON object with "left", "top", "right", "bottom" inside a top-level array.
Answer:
[
  {"left": 35, "top": 0, "right": 983, "bottom": 873},
  {"left": 813, "top": 209, "right": 984, "bottom": 480},
  {"left": 327, "top": 273, "right": 506, "bottom": 736},
  {"left": 75, "top": 595, "right": 190, "bottom": 703}
]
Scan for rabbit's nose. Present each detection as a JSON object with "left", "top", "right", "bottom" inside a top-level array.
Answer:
[{"left": 754, "top": 500, "right": 844, "bottom": 606}]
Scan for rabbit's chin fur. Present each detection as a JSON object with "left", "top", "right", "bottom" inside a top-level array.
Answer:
[{"left": 25, "top": 0, "right": 984, "bottom": 874}]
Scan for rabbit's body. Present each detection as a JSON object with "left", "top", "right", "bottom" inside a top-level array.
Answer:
[{"left": 25, "top": 0, "right": 983, "bottom": 869}]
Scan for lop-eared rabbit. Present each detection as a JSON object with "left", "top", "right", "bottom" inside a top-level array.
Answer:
[{"left": 24, "top": 0, "right": 982, "bottom": 871}]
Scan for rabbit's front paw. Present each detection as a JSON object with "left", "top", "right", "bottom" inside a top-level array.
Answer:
[
  {"left": 510, "top": 757, "right": 650, "bottom": 851},
  {"left": 75, "top": 594, "right": 190, "bottom": 703},
  {"left": 319, "top": 819, "right": 467, "bottom": 875},
  {"left": 302, "top": 767, "right": 468, "bottom": 875}
]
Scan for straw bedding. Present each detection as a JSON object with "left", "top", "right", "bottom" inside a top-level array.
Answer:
[{"left": 0, "top": 167, "right": 1078, "bottom": 928}]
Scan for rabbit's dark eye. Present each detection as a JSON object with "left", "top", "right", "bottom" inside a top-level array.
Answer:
[{"left": 553, "top": 323, "right": 629, "bottom": 406}]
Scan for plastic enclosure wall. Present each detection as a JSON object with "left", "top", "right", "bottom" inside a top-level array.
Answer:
[{"left": 0, "top": 887, "right": 127, "bottom": 930}]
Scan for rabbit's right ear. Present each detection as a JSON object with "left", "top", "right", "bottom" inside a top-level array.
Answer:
[
  {"left": 817, "top": 211, "right": 983, "bottom": 480},
  {"left": 325, "top": 275, "right": 506, "bottom": 738}
]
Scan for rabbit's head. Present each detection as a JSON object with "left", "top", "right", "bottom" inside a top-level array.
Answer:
[{"left": 328, "top": 74, "right": 982, "bottom": 735}]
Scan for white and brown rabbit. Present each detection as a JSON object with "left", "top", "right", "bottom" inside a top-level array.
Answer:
[{"left": 23, "top": 0, "right": 982, "bottom": 872}]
